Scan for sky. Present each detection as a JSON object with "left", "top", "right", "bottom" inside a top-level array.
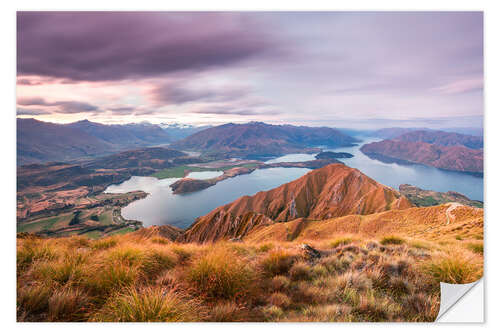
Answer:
[{"left": 16, "top": 11, "right": 483, "bottom": 129}]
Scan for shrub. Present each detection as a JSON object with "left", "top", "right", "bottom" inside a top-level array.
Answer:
[
  {"left": 92, "top": 287, "right": 204, "bottom": 322},
  {"left": 260, "top": 249, "right": 296, "bottom": 277},
  {"left": 380, "top": 235, "right": 405, "bottom": 245},
  {"left": 187, "top": 249, "right": 254, "bottom": 299}
]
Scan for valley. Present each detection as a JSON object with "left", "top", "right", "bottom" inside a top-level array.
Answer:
[{"left": 15, "top": 124, "right": 485, "bottom": 323}]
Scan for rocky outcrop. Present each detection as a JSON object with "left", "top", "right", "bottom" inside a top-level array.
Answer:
[{"left": 182, "top": 164, "right": 413, "bottom": 242}]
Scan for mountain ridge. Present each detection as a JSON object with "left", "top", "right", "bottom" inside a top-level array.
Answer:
[
  {"left": 170, "top": 122, "right": 359, "bottom": 159},
  {"left": 182, "top": 163, "right": 413, "bottom": 242}
]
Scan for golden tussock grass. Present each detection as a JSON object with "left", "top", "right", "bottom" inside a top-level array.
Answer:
[{"left": 17, "top": 228, "right": 482, "bottom": 322}]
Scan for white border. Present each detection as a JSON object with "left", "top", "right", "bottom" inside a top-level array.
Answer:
[{"left": 2, "top": 1, "right": 499, "bottom": 332}]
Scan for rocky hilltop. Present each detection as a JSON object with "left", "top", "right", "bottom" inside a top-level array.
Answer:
[{"left": 182, "top": 164, "right": 413, "bottom": 242}]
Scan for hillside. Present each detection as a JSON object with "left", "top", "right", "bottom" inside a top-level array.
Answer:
[
  {"left": 395, "top": 130, "right": 483, "bottom": 149},
  {"left": 170, "top": 122, "right": 359, "bottom": 159},
  {"left": 17, "top": 118, "right": 172, "bottom": 165},
  {"left": 360, "top": 140, "right": 483, "bottom": 174},
  {"left": 17, "top": 147, "right": 201, "bottom": 225},
  {"left": 17, "top": 203, "right": 483, "bottom": 322},
  {"left": 17, "top": 118, "right": 115, "bottom": 165},
  {"left": 68, "top": 120, "right": 171, "bottom": 146},
  {"left": 399, "top": 184, "right": 483, "bottom": 208},
  {"left": 182, "top": 164, "right": 413, "bottom": 242}
]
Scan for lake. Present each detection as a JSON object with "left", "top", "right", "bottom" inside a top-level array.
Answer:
[
  {"left": 105, "top": 167, "right": 311, "bottom": 228},
  {"left": 105, "top": 137, "right": 483, "bottom": 229}
]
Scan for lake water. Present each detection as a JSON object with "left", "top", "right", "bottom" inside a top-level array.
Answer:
[
  {"left": 105, "top": 167, "right": 311, "bottom": 228},
  {"left": 105, "top": 136, "right": 483, "bottom": 229}
]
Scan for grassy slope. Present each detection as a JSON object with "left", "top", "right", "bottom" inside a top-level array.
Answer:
[{"left": 17, "top": 205, "right": 483, "bottom": 322}]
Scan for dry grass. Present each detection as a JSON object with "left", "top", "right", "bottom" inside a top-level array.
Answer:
[
  {"left": 186, "top": 246, "right": 255, "bottom": 300},
  {"left": 17, "top": 230, "right": 482, "bottom": 322}
]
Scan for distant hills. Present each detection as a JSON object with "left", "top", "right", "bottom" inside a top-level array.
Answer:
[
  {"left": 366, "top": 127, "right": 483, "bottom": 139},
  {"left": 360, "top": 130, "right": 483, "bottom": 174},
  {"left": 170, "top": 122, "right": 359, "bottom": 159},
  {"left": 17, "top": 118, "right": 172, "bottom": 165},
  {"left": 182, "top": 163, "right": 413, "bottom": 242},
  {"left": 159, "top": 122, "right": 212, "bottom": 141}
]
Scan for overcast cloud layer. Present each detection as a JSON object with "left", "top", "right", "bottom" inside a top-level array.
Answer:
[{"left": 16, "top": 12, "right": 483, "bottom": 129}]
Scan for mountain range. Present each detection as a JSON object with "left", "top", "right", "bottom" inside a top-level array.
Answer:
[
  {"left": 170, "top": 122, "right": 359, "bottom": 159},
  {"left": 360, "top": 130, "right": 483, "bottom": 174},
  {"left": 17, "top": 118, "right": 172, "bottom": 165}
]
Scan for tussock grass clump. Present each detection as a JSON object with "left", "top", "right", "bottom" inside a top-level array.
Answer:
[
  {"left": 90, "top": 238, "right": 117, "bottom": 250},
  {"left": 467, "top": 242, "right": 483, "bottom": 255},
  {"left": 208, "top": 302, "right": 247, "bottom": 322},
  {"left": 268, "top": 292, "right": 291, "bottom": 308},
  {"left": 401, "top": 293, "right": 438, "bottom": 322},
  {"left": 139, "top": 248, "right": 177, "bottom": 280},
  {"left": 85, "top": 263, "right": 138, "bottom": 296},
  {"left": 150, "top": 237, "right": 170, "bottom": 245},
  {"left": 47, "top": 288, "right": 89, "bottom": 321},
  {"left": 17, "top": 283, "right": 51, "bottom": 319},
  {"left": 92, "top": 287, "right": 204, "bottom": 322},
  {"left": 319, "top": 256, "right": 350, "bottom": 274},
  {"left": 187, "top": 248, "right": 254, "bottom": 300},
  {"left": 380, "top": 235, "right": 406, "bottom": 246},
  {"left": 330, "top": 237, "right": 355, "bottom": 248},
  {"left": 34, "top": 257, "right": 85, "bottom": 286},
  {"left": 17, "top": 240, "right": 58, "bottom": 270},
  {"left": 257, "top": 243, "right": 274, "bottom": 253},
  {"left": 262, "top": 305, "right": 284, "bottom": 321},
  {"left": 422, "top": 252, "right": 482, "bottom": 284},
  {"left": 300, "top": 304, "right": 353, "bottom": 322},
  {"left": 289, "top": 261, "right": 312, "bottom": 281},
  {"left": 269, "top": 275, "right": 290, "bottom": 291},
  {"left": 260, "top": 249, "right": 297, "bottom": 277}
]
